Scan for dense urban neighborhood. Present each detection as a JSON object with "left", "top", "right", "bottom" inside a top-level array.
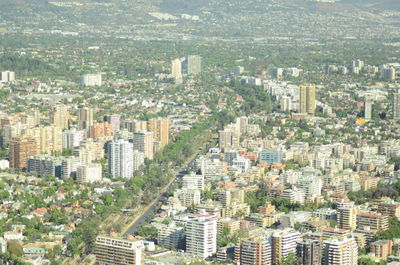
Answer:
[{"left": 1, "top": 0, "right": 400, "bottom": 265}]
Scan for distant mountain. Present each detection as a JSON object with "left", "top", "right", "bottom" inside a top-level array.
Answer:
[{"left": 0, "top": 0, "right": 398, "bottom": 40}]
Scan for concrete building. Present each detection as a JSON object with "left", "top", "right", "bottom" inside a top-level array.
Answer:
[
  {"left": 27, "top": 155, "right": 61, "bottom": 177},
  {"left": 271, "top": 229, "right": 301, "bottom": 264},
  {"left": 259, "top": 149, "right": 282, "bottom": 165},
  {"left": 0, "top": 71, "right": 15, "bottom": 83},
  {"left": 338, "top": 206, "right": 357, "bottom": 231},
  {"left": 77, "top": 164, "right": 102, "bottom": 183},
  {"left": 81, "top": 73, "right": 102, "bottom": 87},
  {"left": 94, "top": 235, "right": 144, "bottom": 265},
  {"left": 123, "top": 120, "right": 148, "bottom": 133},
  {"left": 104, "top": 114, "right": 121, "bottom": 131},
  {"left": 157, "top": 222, "right": 185, "bottom": 250},
  {"left": 357, "top": 212, "right": 388, "bottom": 231},
  {"left": 364, "top": 100, "right": 372, "bottom": 121},
  {"left": 78, "top": 107, "right": 94, "bottom": 130},
  {"left": 394, "top": 91, "right": 400, "bottom": 120},
  {"left": 62, "top": 128, "right": 84, "bottom": 149},
  {"left": 182, "top": 172, "right": 204, "bottom": 191},
  {"left": 299, "top": 84, "right": 316, "bottom": 115},
  {"left": 174, "top": 188, "right": 201, "bottom": 207},
  {"left": 50, "top": 105, "right": 69, "bottom": 129},
  {"left": 9, "top": 136, "right": 37, "bottom": 169},
  {"left": 296, "top": 239, "right": 322, "bottom": 265},
  {"left": 88, "top": 122, "right": 113, "bottom": 139},
  {"left": 148, "top": 118, "right": 169, "bottom": 148},
  {"left": 371, "top": 240, "right": 392, "bottom": 260},
  {"left": 171, "top": 58, "right": 183, "bottom": 80},
  {"left": 234, "top": 237, "right": 271, "bottom": 265},
  {"left": 25, "top": 126, "right": 63, "bottom": 154},
  {"left": 186, "top": 214, "right": 217, "bottom": 258},
  {"left": 322, "top": 236, "right": 358, "bottom": 265},
  {"left": 134, "top": 131, "right": 154, "bottom": 160},
  {"left": 279, "top": 187, "right": 305, "bottom": 204},
  {"left": 219, "top": 128, "right": 240, "bottom": 151},
  {"left": 108, "top": 139, "right": 134, "bottom": 178},
  {"left": 184, "top": 55, "right": 202, "bottom": 76}
]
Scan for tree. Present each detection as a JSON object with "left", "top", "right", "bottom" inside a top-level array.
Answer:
[
  {"left": 7, "top": 240, "right": 23, "bottom": 257},
  {"left": 282, "top": 252, "right": 298, "bottom": 265}
]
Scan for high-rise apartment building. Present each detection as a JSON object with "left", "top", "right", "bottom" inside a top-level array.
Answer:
[
  {"left": 62, "top": 128, "right": 84, "bottom": 149},
  {"left": 296, "top": 239, "right": 322, "bottom": 265},
  {"left": 338, "top": 206, "right": 357, "bottom": 231},
  {"left": 186, "top": 214, "right": 217, "bottom": 258},
  {"left": 133, "top": 131, "right": 154, "bottom": 160},
  {"left": 123, "top": 120, "right": 148, "bottom": 133},
  {"left": 108, "top": 139, "right": 134, "bottom": 178},
  {"left": 78, "top": 107, "right": 94, "bottom": 130},
  {"left": 271, "top": 229, "right": 301, "bottom": 264},
  {"left": 364, "top": 100, "right": 372, "bottom": 121},
  {"left": 81, "top": 73, "right": 102, "bottom": 87},
  {"left": 356, "top": 212, "right": 388, "bottom": 231},
  {"left": 0, "top": 71, "right": 15, "bottom": 83},
  {"left": 94, "top": 235, "right": 144, "bottom": 265},
  {"left": 104, "top": 114, "right": 121, "bottom": 131},
  {"left": 9, "top": 136, "right": 38, "bottom": 169},
  {"left": 77, "top": 164, "right": 102, "bottom": 183},
  {"left": 27, "top": 155, "right": 61, "bottom": 177},
  {"left": 182, "top": 172, "right": 205, "bottom": 191},
  {"left": 157, "top": 222, "right": 185, "bottom": 250},
  {"left": 393, "top": 91, "right": 400, "bottom": 120},
  {"left": 171, "top": 58, "right": 183, "bottom": 79},
  {"left": 148, "top": 118, "right": 169, "bottom": 148},
  {"left": 185, "top": 55, "right": 202, "bottom": 76},
  {"left": 299, "top": 84, "right": 316, "bottom": 115},
  {"left": 381, "top": 67, "right": 396, "bottom": 81},
  {"left": 50, "top": 105, "right": 69, "bottom": 129},
  {"left": 25, "top": 126, "right": 62, "bottom": 154},
  {"left": 234, "top": 236, "right": 272, "bottom": 265},
  {"left": 322, "top": 236, "right": 358, "bottom": 265},
  {"left": 219, "top": 129, "right": 240, "bottom": 151},
  {"left": 88, "top": 122, "right": 113, "bottom": 139}
]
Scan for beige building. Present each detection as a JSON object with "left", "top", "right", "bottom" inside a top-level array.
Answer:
[
  {"left": 94, "top": 235, "right": 144, "bottom": 265},
  {"left": 25, "top": 126, "right": 62, "bottom": 154},
  {"left": 50, "top": 105, "right": 69, "bottom": 129},
  {"left": 299, "top": 84, "right": 316, "bottom": 115},
  {"left": 148, "top": 118, "right": 169, "bottom": 148}
]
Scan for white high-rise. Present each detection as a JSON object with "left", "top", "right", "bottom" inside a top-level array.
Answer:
[
  {"left": 186, "top": 214, "right": 217, "bottom": 258},
  {"left": 0, "top": 71, "right": 15, "bottom": 83},
  {"left": 62, "top": 128, "right": 84, "bottom": 149},
  {"left": 81, "top": 73, "right": 102, "bottom": 87},
  {"left": 322, "top": 236, "right": 358, "bottom": 265},
  {"left": 182, "top": 172, "right": 205, "bottom": 191},
  {"left": 364, "top": 100, "right": 372, "bottom": 121},
  {"left": 108, "top": 139, "right": 134, "bottom": 178},
  {"left": 394, "top": 91, "right": 400, "bottom": 120}
]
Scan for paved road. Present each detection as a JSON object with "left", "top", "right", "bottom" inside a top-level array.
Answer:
[{"left": 123, "top": 164, "right": 192, "bottom": 236}]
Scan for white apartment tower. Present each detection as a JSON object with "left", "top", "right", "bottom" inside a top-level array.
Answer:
[
  {"left": 186, "top": 214, "right": 217, "bottom": 258},
  {"left": 81, "top": 73, "right": 102, "bottom": 87},
  {"left": 322, "top": 236, "right": 358, "bottom": 265},
  {"left": 108, "top": 139, "right": 134, "bottom": 178},
  {"left": 394, "top": 91, "right": 400, "bottom": 120}
]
